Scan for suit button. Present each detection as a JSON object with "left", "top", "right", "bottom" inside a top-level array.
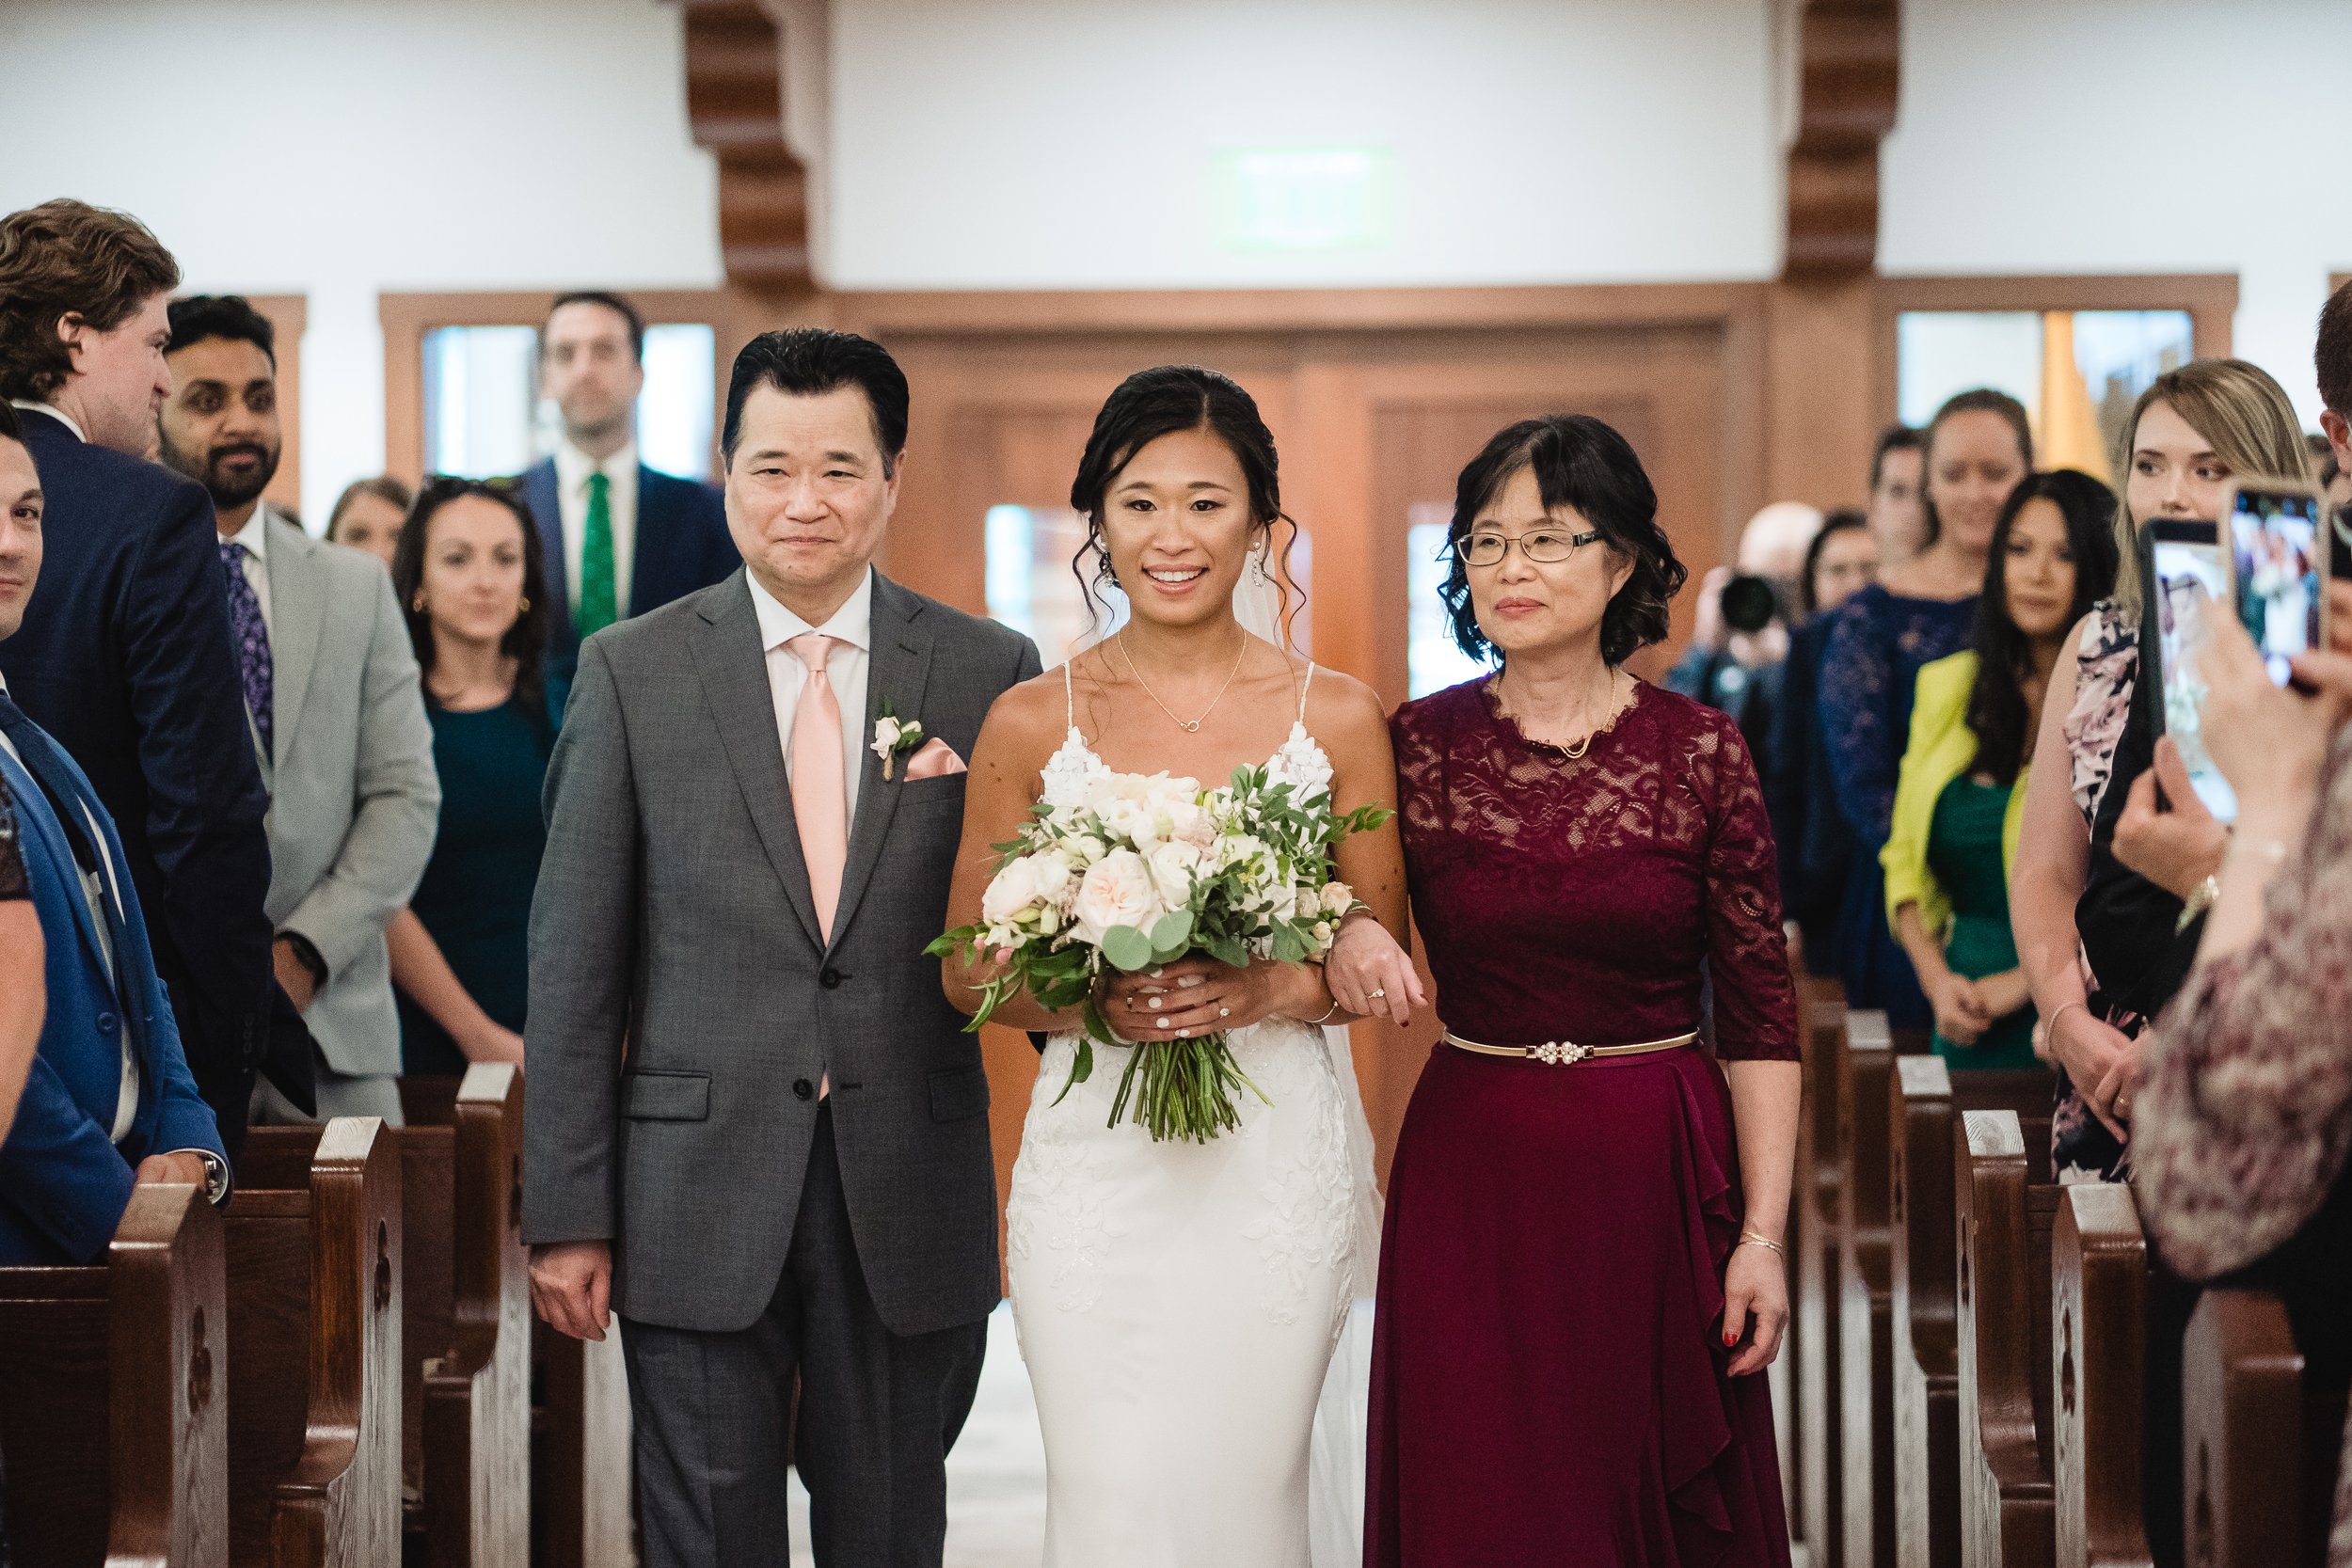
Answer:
[
  {"left": 819, "top": 967, "right": 843, "bottom": 990},
  {"left": 792, "top": 1079, "right": 815, "bottom": 1101},
  {"left": 95, "top": 1011, "right": 119, "bottom": 1036}
]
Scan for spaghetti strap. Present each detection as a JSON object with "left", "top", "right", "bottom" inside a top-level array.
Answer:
[
  {"left": 1297, "top": 660, "right": 1316, "bottom": 721},
  {"left": 1063, "top": 658, "right": 1075, "bottom": 730}
]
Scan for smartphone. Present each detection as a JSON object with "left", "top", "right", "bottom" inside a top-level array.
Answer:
[
  {"left": 2332, "top": 500, "right": 2352, "bottom": 587},
  {"left": 2220, "top": 478, "right": 2326, "bottom": 685},
  {"left": 2141, "top": 517, "right": 2237, "bottom": 822}
]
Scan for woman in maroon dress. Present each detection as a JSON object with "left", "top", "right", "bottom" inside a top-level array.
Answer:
[{"left": 1329, "top": 414, "right": 1801, "bottom": 1567}]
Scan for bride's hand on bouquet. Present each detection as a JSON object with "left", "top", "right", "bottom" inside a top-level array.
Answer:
[
  {"left": 1324, "top": 911, "right": 1423, "bottom": 1026},
  {"left": 1722, "top": 1240, "right": 1789, "bottom": 1377},
  {"left": 1099, "top": 956, "right": 1314, "bottom": 1041}
]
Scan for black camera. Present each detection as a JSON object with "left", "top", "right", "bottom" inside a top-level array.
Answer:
[{"left": 1720, "top": 574, "right": 1782, "bottom": 635}]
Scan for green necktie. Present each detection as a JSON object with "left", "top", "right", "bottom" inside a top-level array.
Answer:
[{"left": 578, "top": 469, "right": 618, "bottom": 638}]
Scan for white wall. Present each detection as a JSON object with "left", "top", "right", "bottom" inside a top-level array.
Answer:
[
  {"left": 1882, "top": 0, "right": 2352, "bottom": 423},
  {"left": 0, "top": 0, "right": 723, "bottom": 524},
  {"left": 822, "top": 0, "right": 1783, "bottom": 289}
]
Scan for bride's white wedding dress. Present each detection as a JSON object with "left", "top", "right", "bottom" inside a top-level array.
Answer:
[{"left": 1006, "top": 661, "right": 1379, "bottom": 1568}]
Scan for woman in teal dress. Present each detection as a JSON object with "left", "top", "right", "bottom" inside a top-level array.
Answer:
[
  {"left": 385, "top": 478, "right": 558, "bottom": 1077},
  {"left": 1883, "top": 470, "right": 2117, "bottom": 1069}
]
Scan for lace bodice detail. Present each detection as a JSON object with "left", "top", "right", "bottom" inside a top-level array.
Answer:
[
  {"left": 1391, "top": 678, "right": 1798, "bottom": 1060},
  {"left": 1040, "top": 657, "right": 1331, "bottom": 808},
  {"left": 1818, "top": 583, "right": 1979, "bottom": 844}
]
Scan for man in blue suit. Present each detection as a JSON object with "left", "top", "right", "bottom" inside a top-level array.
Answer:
[
  {"left": 0, "top": 400, "right": 229, "bottom": 1265},
  {"left": 519, "top": 292, "right": 738, "bottom": 690},
  {"left": 0, "top": 200, "right": 308, "bottom": 1149}
]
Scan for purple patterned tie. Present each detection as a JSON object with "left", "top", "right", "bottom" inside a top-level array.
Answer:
[{"left": 218, "top": 540, "right": 273, "bottom": 758}]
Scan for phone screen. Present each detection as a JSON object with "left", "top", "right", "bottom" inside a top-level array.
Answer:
[
  {"left": 2332, "top": 502, "right": 2352, "bottom": 584},
  {"left": 2149, "top": 534, "right": 2239, "bottom": 822},
  {"left": 2226, "top": 487, "right": 2321, "bottom": 686}
]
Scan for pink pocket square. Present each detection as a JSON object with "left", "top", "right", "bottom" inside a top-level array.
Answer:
[{"left": 903, "top": 737, "right": 967, "bottom": 780}]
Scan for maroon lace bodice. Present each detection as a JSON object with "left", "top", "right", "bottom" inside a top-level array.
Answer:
[{"left": 1391, "top": 678, "right": 1799, "bottom": 1061}]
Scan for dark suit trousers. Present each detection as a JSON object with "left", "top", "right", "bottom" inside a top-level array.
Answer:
[{"left": 620, "top": 1106, "right": 988, "bottom": 1568}]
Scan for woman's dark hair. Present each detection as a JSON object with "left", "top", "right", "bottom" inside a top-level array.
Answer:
[
  {"left": 1917, "top": 388, "right": 2034, "bottom": 550},
  {"left": 1963, "top": 468, "right": 2118, "bottom": 785},
  {"left": 1069, "top": 365, "right": 1302, "bottom": 644},
  {"left": 389, "top": 476, "right": 551, "bottom": 721},
  {"left": 1801, "top": 508, "right": 1871, "bottom": 615},
  {"left": 1438, "top": 414, "right": 1686, "bottom": 668}
]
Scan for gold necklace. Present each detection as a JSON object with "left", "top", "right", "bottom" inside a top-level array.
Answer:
[
  {"left": 1500, "top": 666, "right": 1622, "bottom": 759},
  {"left": 1119, "top": 627, "right": 1251, "bottom": 733}
]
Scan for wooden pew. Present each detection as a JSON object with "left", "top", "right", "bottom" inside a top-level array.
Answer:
[
  {"left": 1955, "top": 1107, "right": 2058, "bottom": 1568},
  {"left": 532, "top": 1321, "right": 635, "bottom": 1568},
  {"left": 1889, "top": 1059, "right": 2054, "bottom": 1568},
  {"left": 1837, "top": 1009, "right": 1907, "bottom": 1568},
  {"left": 0, "top": 1180, "right": 227, "bottom": 1568},
  {"left": 225, "top": 1115, "right": 403, "bottom": 1567},
  {"left": 2182, "top": 1288, "right": 2349, "bottom": 1568},
  {"left": 2051, "top": 1181, "right": 2150, "bottom": 1568},
  {"left": 1793, "top": 973, "right": 1847, "bottom": 1568}
]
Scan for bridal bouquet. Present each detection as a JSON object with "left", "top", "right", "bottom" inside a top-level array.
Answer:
[{"left": 930, "top": 765, "right": 1390, "bottom": 1143}]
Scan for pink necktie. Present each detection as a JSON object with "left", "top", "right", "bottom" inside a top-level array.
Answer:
[{"left": 787, "top": 633, "right": 848, "bottom": 940}]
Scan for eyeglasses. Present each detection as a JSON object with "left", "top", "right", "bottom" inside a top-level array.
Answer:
[{"left": 1458, "top": 528, "right": 1600, "bottom": 568}]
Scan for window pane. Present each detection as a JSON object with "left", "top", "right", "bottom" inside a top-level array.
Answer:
[
  {"left": 985, "top": 504, "right": 1122, "bottom": 669},
  {"left": 1407, "top": 504, "right": 1486, "bottom": 697},
  {"left": 422, "top": 320, "right": 719, "bottom": 482},
  {"left": 1897, "top": 309, "right": 2192, "bottom": 475},
  {"left": 640, "top": 324, "right": 716, "bottom": 480}
]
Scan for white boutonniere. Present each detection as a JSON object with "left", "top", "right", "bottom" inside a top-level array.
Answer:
[{"left": 872, "top": 701, "right": 927, "bottom": 780}]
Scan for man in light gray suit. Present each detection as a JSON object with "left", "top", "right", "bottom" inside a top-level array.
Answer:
[
  {"left": 524, "top": 328, "right": 1040, "bottom": 1568},
  {"left": 160, "top": 296, "right": 439, "bottom": 1122}
]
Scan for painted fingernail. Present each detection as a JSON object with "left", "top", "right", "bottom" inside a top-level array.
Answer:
[
  {"left": 1155, "top": 1018, "right": 1168, "bottom": 1029},
  {"left": 1724, "top": 1332, "right": 1737, "bottom": 1347}
]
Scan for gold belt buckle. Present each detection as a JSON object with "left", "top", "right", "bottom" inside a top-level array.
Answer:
[{"left": 1529, "top": 1040, "right": 1593, "bottom": 1066}]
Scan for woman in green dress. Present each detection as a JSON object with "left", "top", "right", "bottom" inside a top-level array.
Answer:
[
  {"left": 385, "top": 478, "right": 559, "bottom": 1077},
  {"left": 1883, "top": 469, "right": 2118, "bottom": 1069}
]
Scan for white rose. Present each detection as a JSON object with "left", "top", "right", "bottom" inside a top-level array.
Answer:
[
  {"left": 980, "top": 856, "right": 1041, "bottom": 924},
  {"left": 1144, "top": 840, "right": 1201, "bottom": 908},
  {"left": 1320, "top": 880, "right": 1356, "bottom": 916},
  {"left": 1071, "top": 848, "right": 1165, "bottom": 946},
  {"left": 1028, "top": 848, "right": 1075, "bottom": 907},
  {"left": 1100, "top": 796, "right": 1162, "bottom": 849},
  {"left": 1068, "top": 834, "right": 1108, "bottom": 866},
  {"left": 1294, "top": 886, "right": 1322, "bottom": 921},
  {"left": 1168, "top": 800, "right": 1216, "bottom": 848},
  {"left": 871, "top": 716, "right": 903, "bottom": 756}
]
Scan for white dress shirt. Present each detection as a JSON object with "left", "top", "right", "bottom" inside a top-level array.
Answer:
[
  {"left": 220, "top": 503, "right": 274, "bottom": 629},
  {"left": 553, "top": 439, "right": 641, "bottom": 619},
  {"left": 0, "top": 675, "right": 137, "bottom": 1140},
  {"left": 748, "top": 568, "right": 873, "bottom": 820}
]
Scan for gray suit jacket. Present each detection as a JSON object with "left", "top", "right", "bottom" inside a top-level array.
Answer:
[
  {"left": 256, "top": 514, "right": 440, "bottom": 1078},
  {"left": 522, "top": 569, "right": 1041, "bottom": 1336}
]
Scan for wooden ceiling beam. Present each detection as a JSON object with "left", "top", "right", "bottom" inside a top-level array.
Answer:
[
  {"left": 675, "top": 0, "right": 811, "bottom": 293},
  {"left": 1784, "top": 0, "right": 1900, "bottom": 278}
]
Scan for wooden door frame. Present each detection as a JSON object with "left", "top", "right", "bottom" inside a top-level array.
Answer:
[{"left": 1868, "top": 273, "right": 2238, "bottom": 431}]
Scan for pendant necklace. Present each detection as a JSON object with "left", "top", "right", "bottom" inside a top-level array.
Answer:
[
  {"left": 1120, "top": 627, "right": 1250, "bottom": 733},
  {"left": 1502, "top": 666, "right": 1623, "bottom": 759}
]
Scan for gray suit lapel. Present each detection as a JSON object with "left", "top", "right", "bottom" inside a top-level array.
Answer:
[
  {"left": 830, "top": 574, "right": 930, "bottom": 951},
  {"left": 264, "top": 514, "right": 327, "bottom": 757},
  {"left": 690, "top": 575, "right": 825, "bottom": 952}
]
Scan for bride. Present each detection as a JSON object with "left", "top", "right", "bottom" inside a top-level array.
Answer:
[{"left": 940, "top": 365, "right": 1405, "bottom": 1566}]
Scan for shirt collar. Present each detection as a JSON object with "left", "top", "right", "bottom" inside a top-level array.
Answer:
[
  {"left": 748, "top": 567, "right": 873, "bottom": 656},
  {"left": 222, "top": 504, "right": 270, "bottom": 562},
  {"left": 554, "top": 438, "right": 637, "bottom": 494},
  {"left": 8, "top": 399, "right": 84, "bottom": 442}
]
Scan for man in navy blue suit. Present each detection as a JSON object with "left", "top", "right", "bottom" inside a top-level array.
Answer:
[
  {"left": 519, "top": 292, "right": 738, "bottom": 689},
  {"left": 0, "top": 400, "right": 230, "bottom": 1264},
  {"left": 0, "top": 199, "right": 309, "bottom": 1149}
]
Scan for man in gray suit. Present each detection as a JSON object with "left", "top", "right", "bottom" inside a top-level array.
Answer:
[
  {"left": 160, "top": 296, "right": 440, "bottom": 1122},
  {"left": 524, "top": 328, "right": 1040, "bottom": 1567}
]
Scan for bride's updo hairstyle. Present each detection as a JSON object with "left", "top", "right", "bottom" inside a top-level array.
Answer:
[
  {"left": 1070, "top": 364, "right": 1302, "bottom": 641},
  {"left": 1439, "top": 413, "right": 1687, "bottom": 667}
]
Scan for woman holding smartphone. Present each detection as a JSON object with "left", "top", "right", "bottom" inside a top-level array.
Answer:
[{"left": 1883, "top": 470, "right": 2116, "bottom": 1069}]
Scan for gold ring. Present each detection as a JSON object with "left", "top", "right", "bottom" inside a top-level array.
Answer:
[{"left": 1368, "top": 989, "right": 1386, "bottom": 1000}]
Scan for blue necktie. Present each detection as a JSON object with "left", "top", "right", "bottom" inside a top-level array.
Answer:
[{"left": 218, "top": 540, "right": 273, "bottom": 759}]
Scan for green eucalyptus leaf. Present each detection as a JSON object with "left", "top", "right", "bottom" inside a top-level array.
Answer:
[{"left": 1101, "top": 925, "right": 1154, "bottom": 972}]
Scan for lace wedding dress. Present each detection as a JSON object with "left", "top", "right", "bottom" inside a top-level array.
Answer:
[{"left": 1006, "top": 659, "right": 1380, "bottom": 1568}]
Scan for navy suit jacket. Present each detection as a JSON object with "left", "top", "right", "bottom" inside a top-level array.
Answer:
[
  {"left": 0, "top": 723, "right": 229, "bottom": 1264},
  {"left": 518, "top": 457, "right": 738, "bottom": 684},
  {"left": 0, "top": 404, "right": 306, "bottom": 1145}
]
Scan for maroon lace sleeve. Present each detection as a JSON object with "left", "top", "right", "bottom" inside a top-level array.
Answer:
[
  {"left": 1692, "top": 704, "right": 1801, "bottom": 1060},
  {"left": 1391, "top": 679, "right": 1797, "bottom": 1059}
]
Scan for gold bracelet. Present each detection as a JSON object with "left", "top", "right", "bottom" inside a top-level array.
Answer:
[
  {"left": 1736, "top": 1231, "right": 1786, "bottom": 1259},
  {"left": 1308, "top": 998, "right": 1344, "bottom": 1026}
]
